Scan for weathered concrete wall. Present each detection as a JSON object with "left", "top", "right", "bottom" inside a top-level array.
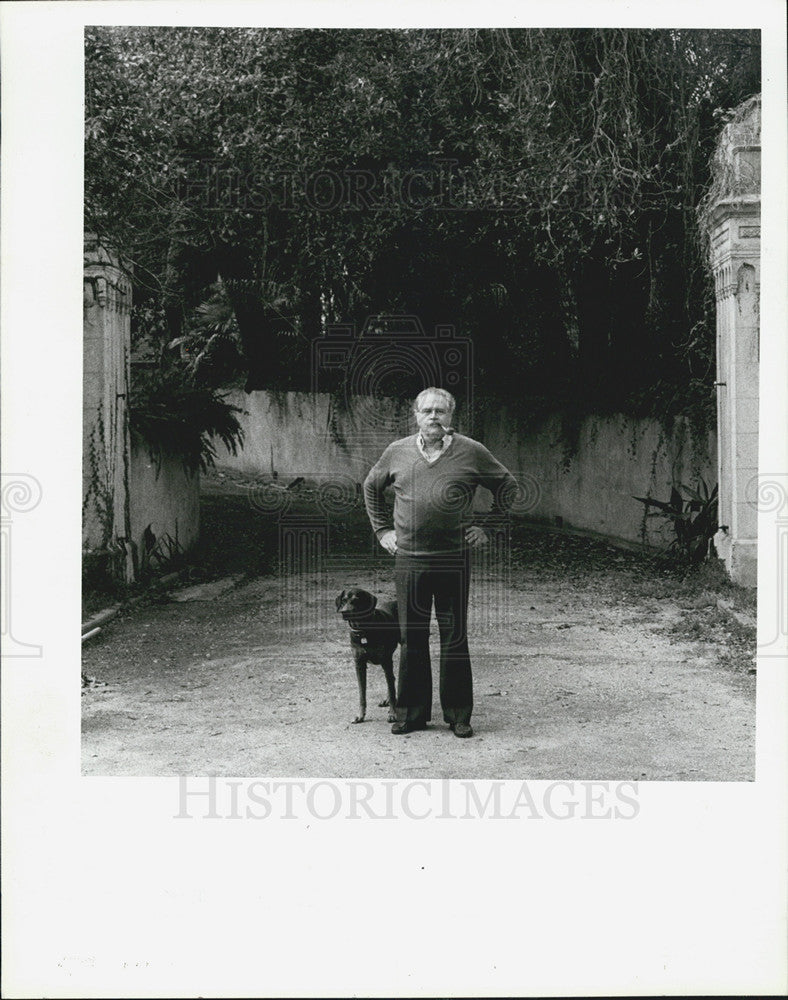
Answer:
[
  {"left": 216, "top": 390, "right": 415, "bottom": 481},
  {"left": 213, "top": 390, "right": 715, "bottom": 550},
  {"left": 129, "top": 440, "right": 201, "bottom": 562},
  {"left": 480, "top": 409, "right": 716, "bottom": 549}
]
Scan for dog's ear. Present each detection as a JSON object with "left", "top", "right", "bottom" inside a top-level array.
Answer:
[
  {"left": 335, "top": 591, "right": 346, "bottom": 612},
  {"left": 361, "top": 592, "right": 378, "bottom": 614}
]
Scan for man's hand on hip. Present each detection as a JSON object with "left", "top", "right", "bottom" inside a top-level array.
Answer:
[
  {"left": 378, "top": 529, "right": 397, "bottom": 555},
  {"left": 465, "top": 525, "right": 488, "bottom": 549}
]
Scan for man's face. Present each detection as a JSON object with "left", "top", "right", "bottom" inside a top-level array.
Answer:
[{"left": 415, "top": 393, "right": 452, "bottom": 440}]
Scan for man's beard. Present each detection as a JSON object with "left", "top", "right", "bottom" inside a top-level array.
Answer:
[{"left": 423, "top": 421, "right": 451, "bottom": 441}]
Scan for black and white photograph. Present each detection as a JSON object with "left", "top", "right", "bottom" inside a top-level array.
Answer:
[
  {"left": 79, "top": 23, "right": 764, "bottom": 778},
  {"left": 2, "top": 1, "right": 786, "bottom": 997}
]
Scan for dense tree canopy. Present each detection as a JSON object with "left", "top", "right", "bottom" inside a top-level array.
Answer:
[{"left": 85, "top": 27, "right": 760, "bottom": 422}]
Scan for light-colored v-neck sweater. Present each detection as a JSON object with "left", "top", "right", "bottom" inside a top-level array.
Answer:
[{"left": 363, "top": 433, "right": 517, "bottom": 556}]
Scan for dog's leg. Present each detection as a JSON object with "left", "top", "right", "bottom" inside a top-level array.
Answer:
[
  {"left": 381, "top": 658, "right": 397, "bottom": 723},
  {"left": 353, "top": 655, "right": 367, "bottom": 723}
]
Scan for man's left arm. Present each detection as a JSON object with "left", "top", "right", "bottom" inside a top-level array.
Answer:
[
  {"left": 466, "top": 444, "right": 519, "bottom": 548},
  {"left": 478, "top": 445, "right": 519, "bottom": 515}
]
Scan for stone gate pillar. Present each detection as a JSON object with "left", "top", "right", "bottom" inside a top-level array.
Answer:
[
  {"left": 83, "top": 237, "right": 134, "bottom": 581},
  {"left": 702, "top": 97, "right": 760, "bottom": 587}
]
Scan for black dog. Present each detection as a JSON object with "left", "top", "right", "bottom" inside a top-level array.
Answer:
[{"left": 335, "top": 588, "right": 400, "bottom": 723}]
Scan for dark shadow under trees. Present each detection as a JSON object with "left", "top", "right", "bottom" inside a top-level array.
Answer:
[{"left": 85, "top": 26, "right": 760, "bottom": 431}]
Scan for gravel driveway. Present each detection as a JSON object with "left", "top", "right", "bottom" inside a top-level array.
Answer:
[{"left": 82, "top": 483, "right": 756, "bottom": 779}]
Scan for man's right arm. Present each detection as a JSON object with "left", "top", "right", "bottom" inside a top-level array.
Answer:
[{"left": 363, "top": 447, "right": 395, "bottom": 547}]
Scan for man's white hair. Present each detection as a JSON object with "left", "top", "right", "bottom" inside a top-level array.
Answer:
[{"left": 413, "top": 387, "right": 456, "bottom": 414}]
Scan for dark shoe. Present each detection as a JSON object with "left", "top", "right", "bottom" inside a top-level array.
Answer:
[
  {"left": 453, "top": 722, "right": 473, "bottom": 738},
  {"left": 391, "top": 720, "right": 427, "bottom": 735}
]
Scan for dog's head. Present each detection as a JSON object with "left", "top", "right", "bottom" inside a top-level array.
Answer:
[{"left": 335, "top": 588, "right": 378, "bottom": 622}]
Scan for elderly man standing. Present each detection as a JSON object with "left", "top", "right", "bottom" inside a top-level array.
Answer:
[{"left": 363, "top": 387, "right": 517, "bottom": 737}]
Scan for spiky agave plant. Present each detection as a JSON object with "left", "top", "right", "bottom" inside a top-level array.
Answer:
[{"left": 633, "top": 479, "right": 719, "bottom": 563}]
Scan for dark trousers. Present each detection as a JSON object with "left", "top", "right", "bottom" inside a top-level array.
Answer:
[{"left": 394, "top": 550, "right": 472, "bottom": 727}]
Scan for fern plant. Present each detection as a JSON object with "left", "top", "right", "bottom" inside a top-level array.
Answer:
[{"left": 129, "top": 363, "right": 244, "bottom": 475}]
